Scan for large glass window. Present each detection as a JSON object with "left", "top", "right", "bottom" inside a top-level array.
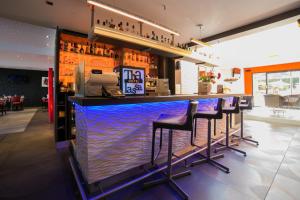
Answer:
[
  {"left": 253, "top": 73, "right": 267, "bottom": 107},
  {"left": 267, "top": 72, "right": 291, "bottom": 96},
  {"left": 291, "top": 71, "right": 300, "bottom": 95},
  {"left": 252, "top": 70, "right": 300, "bottom": 108}
]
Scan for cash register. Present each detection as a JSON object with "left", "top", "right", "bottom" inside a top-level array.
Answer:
[{"left": 75, "top": 68, "right": 124, "bottom": 97}]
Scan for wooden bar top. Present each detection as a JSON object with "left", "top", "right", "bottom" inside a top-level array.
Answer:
[{"left": 69, "top": 93, "right": 245, "bottom": 106}]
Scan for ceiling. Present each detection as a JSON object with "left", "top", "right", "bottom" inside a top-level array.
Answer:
[
  {"left": 0, "top": 0, "right": 300, "bottom": 44},
  {"left": 0, "top": 17, "right": 55, "bottom": 71},
  {"left": 0, "top": 0, "right": 299, "bottom": 71}
]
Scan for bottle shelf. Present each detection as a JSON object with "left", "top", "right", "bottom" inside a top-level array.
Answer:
[{"left": 90, "top": 25, "right": 192, "bottom": 58}]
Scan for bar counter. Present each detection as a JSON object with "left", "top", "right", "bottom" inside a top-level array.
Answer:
[{"left": 69, "top": 94, "right": 243, "bottom": 185}]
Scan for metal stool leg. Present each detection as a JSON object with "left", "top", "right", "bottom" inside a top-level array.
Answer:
[
  {"left": 160, "top": 128, "right": 163, "bottom": 149},
  {"left": 191, "top": 119, "right": 229, "bottom": 173},
  {"left": 214, "top": 119, "right": 217, "bottom": 136},
  {"left": 145, "top": 129, "right": 191, "bottom": 200},
  {"left": 215, "top": 113, "right": 247, "bottom": 156},
  {"left": 240, "top": 111, "right": 259, "bottom": 145},
  {"left": 151, "top": 127, "right": 156, "bottom": 165}
]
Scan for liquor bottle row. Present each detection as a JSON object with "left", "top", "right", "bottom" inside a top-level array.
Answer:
[
  {"left": 60, "top": 40, "right": 156, "bottom": 65},
  {"left": 96, "top": 18, "right": 190, "bottom": 50},
  {"left": 60, "top": 40, "right": 121, "bottom": 59}
]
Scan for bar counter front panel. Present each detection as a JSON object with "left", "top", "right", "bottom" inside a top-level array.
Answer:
[{"left": 70, "top": 94, "right": 241, "bottom": 184}]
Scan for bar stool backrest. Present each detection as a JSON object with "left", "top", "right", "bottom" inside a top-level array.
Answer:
[
  {"left": 231, "top": 96, "right": 240, "bottom": 113},
  {"left": 241, "top": 96, "right": 253, "bottom": 110},
  {"left": 215, "top": 98, "right": 224, "bottom": 119},
  {"left": 185, "top": 100, "right": 199, "bottom": 130}
]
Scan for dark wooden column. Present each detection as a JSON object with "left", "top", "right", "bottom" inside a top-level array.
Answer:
[{"left": 158, "top": 56, "right": 175, "bottom": 94}]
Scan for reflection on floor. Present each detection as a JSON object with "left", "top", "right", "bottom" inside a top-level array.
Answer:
[
  {"left": 0, "top": 108, "right": 37, "bottom": 135},
  {"left": 245, "top": 107, "right": 300, "bottom": 126},
  {"left": 0, "top": 111, "right": 300, "bottom": 200}
]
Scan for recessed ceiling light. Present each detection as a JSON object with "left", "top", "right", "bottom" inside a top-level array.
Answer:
[
  {"left": 46, "top": 43, "right": 50, "bottom": 47},
  {"left": 46, "top": 35, "right": 49, "bottom": 39}
]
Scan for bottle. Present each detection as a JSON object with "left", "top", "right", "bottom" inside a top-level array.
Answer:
[
  {"left": 70, "top": 43, "right": 74, "bottom": 52},
  {"left": 74, "top": 43, "right": 78, "bottom": 53},
  {"left": 119, "top": 22, "right": 123, "bottom": 31},
  {"left": 128, "top": 51, "right": 131, "bottom": 60},
  {"left": 96, "top": 45, "right": 100, "bottom": 55},
  {"left": 110, "top": 49, "right": 114, "bottom": 58},
  {"left": 103, "top": 45, "right": 107, "bottom": 57},
  {"left": 115, "top": 52, "right": 119, "bottom": 60},
  {"left": 90, "top": 43, "right": 94, "bottom": 55},
  {"left": 132, "top": 51, "right": 135, "bottom": 61},
  {"left": 151, "top": 31, "right": 155, "bottom": 40},
  {"left": 126, "top": 22, "right": 129, "bottom": 32},
  {"left": 63, "top": 41, "right": 68, "bottom": 51},
  {"left": 85, "top": 42, "right": 90, "bottom": 54},
  {"left": 79, "top": 44, "right": 84, "bottom": 54},
  {"left": 94, "top": 43, "right": 97, "bottom": 55},
  {"left": 109, "top": 19, "right": 115, "bottom": 29},
  {"left": 59, "top": 40, "right": 64, "bottom": 51}
]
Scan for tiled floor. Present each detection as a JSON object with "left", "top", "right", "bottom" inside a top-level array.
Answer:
[
  {"left": 245, "top": 107, "right": 300, "bottom": 126},
  {"left": 0, "top": 110, "right": 299, "bottom": 200}
]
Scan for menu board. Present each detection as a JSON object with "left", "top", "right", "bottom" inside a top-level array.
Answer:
[{"left": 121, "top": 67, "right": 145, "bottom": 95}]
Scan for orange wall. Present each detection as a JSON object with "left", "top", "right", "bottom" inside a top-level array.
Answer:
[{"left": 244, "top": 62, "right": 300, "bottom": 94}]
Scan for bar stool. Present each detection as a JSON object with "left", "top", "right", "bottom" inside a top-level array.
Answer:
[
  {"left": 191, "top": 98, "right": 230, "bottom": 173},
  {"left": 238, "top": 96, "right": 259, "bottom": 145},
  {"left": 145, "top": 100, "right": 199, "bottom": 200},
  {"left": 215, "top": 96, "right": 247, "bottom": 156}
]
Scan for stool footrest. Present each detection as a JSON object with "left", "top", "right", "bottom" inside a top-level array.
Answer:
[
  {"left": 172, "top": 170, "right": 192, "bottom": 179},
  {"left": 191, "top": 153, "right": 224, "bottom": 166},
  {"left": 242, "top": 137, "right": 259, "bottom": 145},
  {"left": 214, "top": 146, "right": 226, "bottom": 153},
  {"left": 208, "top": 159, "right": 230, "bottom": 174},
  {"left": 190, "top": 153, "right": 229, "bottom": 173},
  {"left": 227, "top": 146, "right": 247, "bottom": 156}
]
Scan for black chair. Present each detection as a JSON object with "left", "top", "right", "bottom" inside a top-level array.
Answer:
[
  {"left": 215, "top": 96, "right": 247, "bottom": 156},
  {"left": 145, "top": 100, "right": 199, "bottom": 200},
  {"left": 238, "top": 96, "right": 259, "bottom": 145},
  {"left": 191, "top": 98, "right": 230, "bottom": 173}
]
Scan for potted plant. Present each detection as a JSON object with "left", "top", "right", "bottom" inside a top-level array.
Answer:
[{"left": 198, "top": 71, "right": 218, "bottom": 95}]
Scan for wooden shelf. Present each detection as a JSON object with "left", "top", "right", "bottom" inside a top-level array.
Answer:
[
  {"left": 89, "top": 25, "right": 220, "bottom": 65},
  {"left": 89, "top": 25, "right": 192, "bottom": 57}
]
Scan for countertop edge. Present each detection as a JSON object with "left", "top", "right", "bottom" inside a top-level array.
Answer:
[{"left": 69, "top": 94, "right": 246, "bottom": 106}]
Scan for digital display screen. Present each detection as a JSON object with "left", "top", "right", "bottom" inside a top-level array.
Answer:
[{"left": 121, "top": 67, "right": 145, "bottom": 95}]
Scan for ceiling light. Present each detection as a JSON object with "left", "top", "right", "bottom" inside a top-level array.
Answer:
[
  {"left": 190, "top": 38, "right": 211, "bottom": 47},
  {"left": 87, "top": 0, "right": 180, "bottom": 36},
  {"left": 46, "top": 35, "right": 49, "bottom": 39}
]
